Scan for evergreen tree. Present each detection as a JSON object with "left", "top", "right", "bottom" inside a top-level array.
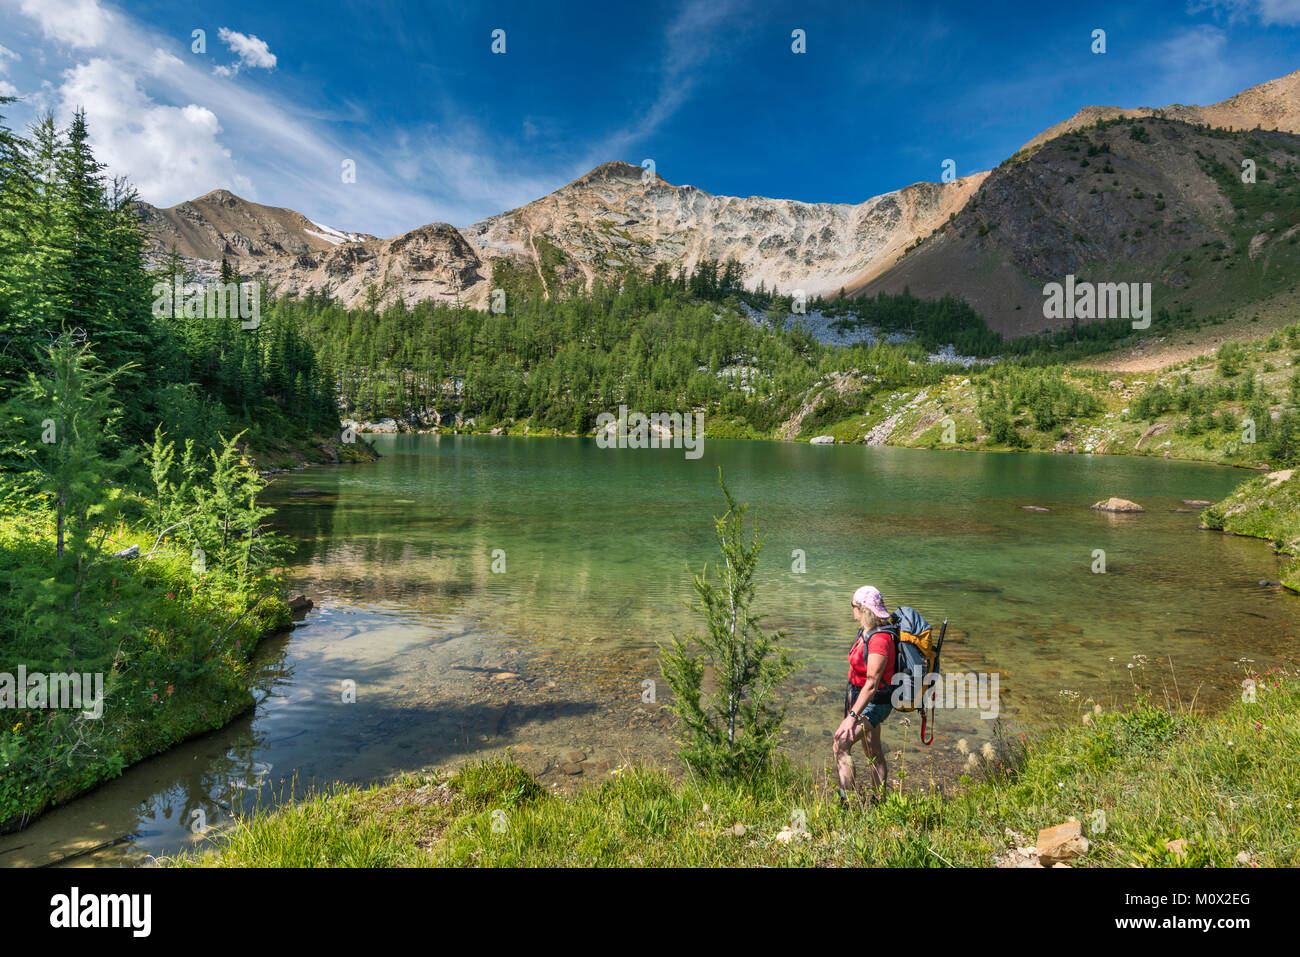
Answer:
[{"left": 659, "top": 473, "right": 799, "bottom": 780}]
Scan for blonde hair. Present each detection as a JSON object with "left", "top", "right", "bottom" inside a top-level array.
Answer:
[{"left": 857, "top": 606, "right": 888, "bottom": 632}]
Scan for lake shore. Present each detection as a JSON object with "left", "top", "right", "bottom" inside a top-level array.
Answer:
[{"left": 167, "top": 669, "right": 1299, "bottom": 867}]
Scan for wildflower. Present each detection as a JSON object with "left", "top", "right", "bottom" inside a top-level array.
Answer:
[
  {"left": 1253, "top": 722, "right": 1262, "bottom": 731},
  {"left": 151, "top": 694, "right": 158, "bottom": 702},
  {"left": 166, "top": 593, "right": 174, "bottom": 599},
  {"left": 965, "top": 753, "right": 978, "bottom": 769},
  {"left": 956, "top": 738, "right": 969, "bottom": 755},
  {"left": 166, "top": 685, "right": 174, "bottom": 694},
  {"left": 1093, "top": 704, "right": 1103, "bottom": 716},
  {"left": 981, "top": 742, "right": 995, "bottom": 760}
]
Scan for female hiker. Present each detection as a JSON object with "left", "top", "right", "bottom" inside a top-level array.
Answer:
[{"left": 832, "top": 585, "right": 894, "bottom": 805}]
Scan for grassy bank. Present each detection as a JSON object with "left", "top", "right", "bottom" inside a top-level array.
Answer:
[
  {"left": 168, "top": 671, "right": 1298, "bottom": 867},
  {"left": 0, "top": 512, "right": 290, "bottom": 833},
  {"left": 1202, "top": 469, "right": 1300, "bottom": 592}
]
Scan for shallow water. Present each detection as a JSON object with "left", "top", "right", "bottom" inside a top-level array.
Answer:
[{"left": 4, "top": 436, "right": 1297, "bottom": 866}]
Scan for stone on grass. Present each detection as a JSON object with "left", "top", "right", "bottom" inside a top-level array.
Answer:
[{"left": 1036, "top": 820, "right": 1090, "bottom": 864}]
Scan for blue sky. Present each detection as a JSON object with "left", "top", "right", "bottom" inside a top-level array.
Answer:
[{"left": 1, "top": 0, "right": 1298, "bottom": 236}]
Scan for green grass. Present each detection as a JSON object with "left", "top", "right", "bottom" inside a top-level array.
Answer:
[
  {"left": 0, "top": 512, "right": 290, "bottom": 831},
  {"left": 1202, "top": 470, "right": 1300, "bottom": 591},
  {"left": 168, "top": 670, "right": 1300, "bottom": 868}
]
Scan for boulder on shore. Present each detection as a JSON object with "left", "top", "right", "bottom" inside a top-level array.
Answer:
[
  {"left": 809, "top": 435, "right": 835, "bottom": 445},
  {"left": 1091, "top": 497, "right": 1144, "bottom": 513},
  {"left": 1036, "top": 820, "right": 1090, "bottom": 864}
]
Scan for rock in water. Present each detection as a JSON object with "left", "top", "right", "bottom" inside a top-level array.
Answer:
[
  {"left": 1020, "top": 505, "right": 1051, "bottom": 512},
  {"left": 1036, "top": 821, "right": 1090, "bottom": 864},
  {"left": 1091, "top": 497, "right": 1144, "bottom": 513},
  {"left": 1182, "top": 499, "right": 1213, "bottom": 507},
  {"left": 288, "top": 594, "right": 314, "bottom": 617}
]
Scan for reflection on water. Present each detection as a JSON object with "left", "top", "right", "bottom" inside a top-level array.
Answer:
[{"left": 3, "top": 437, "right": 1297, "bottom": 866}]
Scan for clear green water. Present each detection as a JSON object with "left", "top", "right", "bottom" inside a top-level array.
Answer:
[{"left": 4, "top": 436, "right": 1296, "bottom": 866}]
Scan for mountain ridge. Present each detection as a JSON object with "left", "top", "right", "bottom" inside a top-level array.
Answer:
[{"left": 135, "top": 68, "right": 1300, "bottom": 332}]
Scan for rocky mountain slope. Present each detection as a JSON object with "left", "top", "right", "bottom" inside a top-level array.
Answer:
[
  {"left": 858, "top": 118, "right": 1300, "bottom": 337},
  {"left": 139, "top": 164, "right": 984, "bottom": 311},
  {"left": 1016, "top": 69, "right": 1300, "bottom": 155},
  {"left": 136, "top": 69, "right": 1300, "bottom": 335},
  {"left": 136, "top": 189, "right": 376, "bottom": 275}
]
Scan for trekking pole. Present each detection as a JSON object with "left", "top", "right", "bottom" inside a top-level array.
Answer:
[{"left": 920, "top": 619, "right": 947, "bottom": 747}]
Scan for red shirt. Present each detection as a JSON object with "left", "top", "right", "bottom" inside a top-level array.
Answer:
[{"left": 848, "top": 629, "right": 895, "bottom": 689}]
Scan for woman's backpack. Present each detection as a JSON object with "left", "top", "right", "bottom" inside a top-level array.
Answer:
[{"left": 872, "top": 606, "right": 947, "bottom": 744}]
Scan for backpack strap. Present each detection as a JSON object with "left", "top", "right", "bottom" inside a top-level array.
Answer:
[{"left": 869, "top": 625, "right": 899, "bottom": 706}]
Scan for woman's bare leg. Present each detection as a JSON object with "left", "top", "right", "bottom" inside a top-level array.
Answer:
[
  {"left": 833, "top": 721, "right": 865, "bottom": 793},
  {"left": 865, "top": 723, "right": 888, "bottom": 793}
]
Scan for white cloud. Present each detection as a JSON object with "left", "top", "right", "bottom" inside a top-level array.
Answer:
[
  {"left": 582, "top": 0, "right": 751, "bottom": 169},
  {"left": 0, "top": 80, "right": 18, "bottom": 98},
  {"left": 1190, "top": 0, "right": 1300, "bottom": 25},
  {"left": 1149, "top": 24, "right": 1253, "bottom": 105},
  {"left": 4, "top": 0, "right": 573, "bottom": 233},
  {"left": 0, "top": 45, "right": 21, "bottom": 70},
  {"left": 18, "top": 0, "right": 113, "bottom": 48},
  {"left": 216, "top": 28, "right": 277, "bottom": 73},
  {"left": 58, "top": 58, "right": 254, "bottom": 203}
]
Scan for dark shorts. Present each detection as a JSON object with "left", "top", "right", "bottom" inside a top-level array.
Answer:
[{"left": 844, "top": 681, "right": 892, "bottom": 727}]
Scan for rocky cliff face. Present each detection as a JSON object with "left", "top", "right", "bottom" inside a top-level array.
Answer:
[
  {"left": 460, "top": 161, "right": 985, "bottom": 302},
  {"left": 138, "top": 163, "right": 983, "bottom": 310}
]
